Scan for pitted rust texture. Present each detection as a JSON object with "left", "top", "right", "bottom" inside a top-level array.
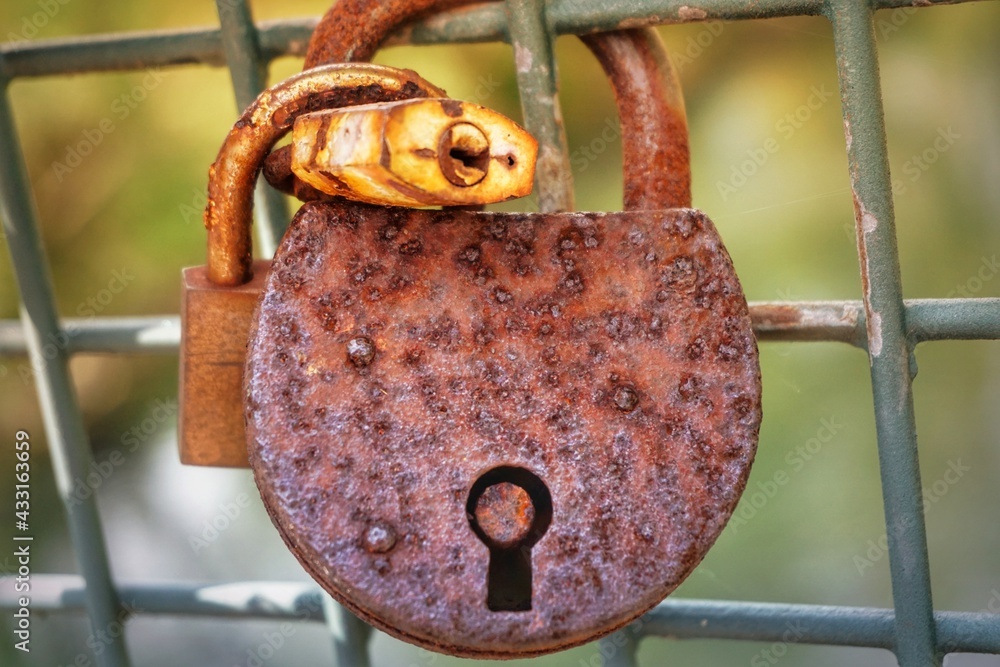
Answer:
[{"left": 245, "top": 201, "right": 761, "bottom": 658}]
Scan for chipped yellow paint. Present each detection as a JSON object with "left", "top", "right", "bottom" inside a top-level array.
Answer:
[{"left": 290, "top": 98, "right": 538, "bottom": 207}]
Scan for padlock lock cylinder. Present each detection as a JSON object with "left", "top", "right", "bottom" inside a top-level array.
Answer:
[{"left": 289, "top": 98, "right": 538, "bottom": 208}]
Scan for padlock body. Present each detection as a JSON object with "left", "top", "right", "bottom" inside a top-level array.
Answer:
[
  {"left": 179, "top": 260, "right": 270, "bottom": 467},
  {"left": 245, "top": 201, "right": 761, "bottom": 657}
]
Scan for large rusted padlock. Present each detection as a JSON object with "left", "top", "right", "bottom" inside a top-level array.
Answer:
[{"left": 181, "top": 1, "right": 761, "bottom": 660}]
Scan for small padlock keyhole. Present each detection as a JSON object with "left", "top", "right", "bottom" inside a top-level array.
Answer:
[
  {"left": 466, "top": 466, "right": 552, "bottom": 612},
  {"left": 439, "top": 122, "right": 491, "bottom": 187}
]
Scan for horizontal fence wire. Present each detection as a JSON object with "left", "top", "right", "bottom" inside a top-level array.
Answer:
[
  {"left": 1, "top": 299, "right": 1000, "bottom": 356},
  {"left": 21, "top": 574, "right": 1000, "bottom": 652},
  {"left": 0, "top": 0, "right": 997, "bottom": 666}
]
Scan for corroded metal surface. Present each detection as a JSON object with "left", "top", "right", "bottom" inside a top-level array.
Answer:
[
  {"left": 245, "top": 201, "right": 761, "bottom": 657},
  {"left": 238, "top": 0, "right": 757, "bottom": 658}
]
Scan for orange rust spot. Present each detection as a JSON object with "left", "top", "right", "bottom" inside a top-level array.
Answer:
[{"left": 473, "top": 482, "right": 535, "bottom": 549}]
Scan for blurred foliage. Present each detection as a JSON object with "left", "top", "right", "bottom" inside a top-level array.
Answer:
[{"left": 1, "top": 1, "right": 998, "bottom": 666}]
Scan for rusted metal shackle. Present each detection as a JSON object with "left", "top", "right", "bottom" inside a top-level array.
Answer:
[
  {"left": 284, "top": 0, "right": 693, "bottom": 213},
  {"left": 203, "top": 64, "right": 445, "bottom": 287}
]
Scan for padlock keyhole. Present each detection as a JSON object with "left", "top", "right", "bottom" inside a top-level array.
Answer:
[
  {"left": 466, "top": 466, "right": 552, "bottom": 612},
  {"left": 439, "top": 122, "right": 490, "bottom": 187},
  {"left": 449, "top": 145, "right": 487, "bottom": 171}
]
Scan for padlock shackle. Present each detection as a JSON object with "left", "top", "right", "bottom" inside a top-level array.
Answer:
[
  {"left": 582, "top": 30, "right": 691, "bottom": 210},
  {"left": 303, "top": 1, "right": 691, "bottom": 211},
  {"left": 204, "top": 63, "right": 444, "bottom": 286}
]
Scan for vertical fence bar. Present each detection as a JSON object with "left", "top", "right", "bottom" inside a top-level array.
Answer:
[
  {"left": 216, "top": 4, "right": 367, "bottom": 660},
  {"left": 0, "top": 77, "right": 130, "bottom": 667},
  {"left": 599, "top": 626, "right": 641, "bottom": 667},
  {"left": 322, "top": 592, "right": 373, "bottom": 666},
  {"left": 504, "top": 0, "right": 575, "bottom": 212},
  {"left": 827, "top": 1, "right": 938, "bottom": 665},
  {"left": 215, "top": 0, "right": 288, "bottom": 257}
]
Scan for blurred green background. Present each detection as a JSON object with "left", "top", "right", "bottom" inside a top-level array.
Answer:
[{"left": 1, "top": 1, "right": 998, "bottom": 665}]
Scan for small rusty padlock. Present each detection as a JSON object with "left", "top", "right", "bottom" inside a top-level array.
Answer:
[{"left": 181, "top": 0, "right": 761, "bottom": 659}]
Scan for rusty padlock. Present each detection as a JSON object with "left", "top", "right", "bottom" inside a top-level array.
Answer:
[
  {"left": 250, "top": 10, "right": 758, "bottom": 662},
  {"left": 181, "top": 1, "right": 761, "bottom": 660},
  {"left": 179, "top": 63, "right": 534, "bottom": 465}
]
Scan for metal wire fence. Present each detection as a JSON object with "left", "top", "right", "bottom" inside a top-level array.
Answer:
[{"left": 1, "top": 0, "right": 999, "bottom": 666}]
